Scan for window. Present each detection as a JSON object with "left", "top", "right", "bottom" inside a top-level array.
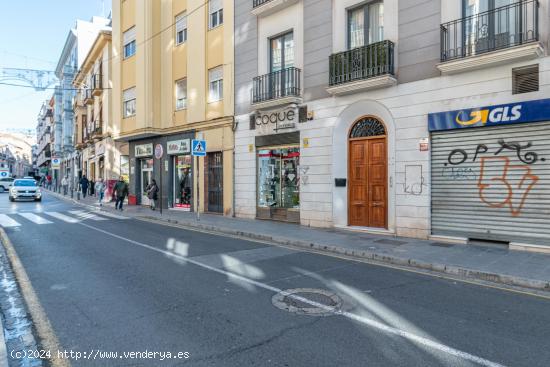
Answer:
[
  {"left": 123, "top": 87, "right": 136, "bottom": 118},
  {"left": 123, "top": 27, "right": 136, "bottom": 58},
  {"left": 513, "top": 64, "right": 539, "bottom": 94},
  {"left": 209, "top": 0, "right": 223, "bottom": 29},
  {"left": 208, "top": 66, "right": 223, "bottom": 102},
  {"left": 348, "top": 2, "right": 384, "bottom": 49},
  {"left": 175, "top": 12, "right": 187, "bottom": 45},
  {"left": 270, "top": 32, "right": 294, "bottom": 72},
  {"left": 175, "top": 79, "right": 187, "bottom": 110}
]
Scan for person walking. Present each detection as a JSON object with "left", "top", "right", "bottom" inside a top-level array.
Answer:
[
  {"left": 61, "top": 176, "right": 68, "bottom": 195},
  {"left": 80, "top": 175, "right": 89, "bottom": 198},
  {"left": 46, "top": 175, "right": 52, "bottom": 190},
  {"left": 89, "top": 178, "right": 95, "bottom": 197},
  {"left": 113, "top": 176, "right": 129, "bottom": 211},
  {"left": 95, "top": 178, "right": 106, "bottom": 206},
  {"left": 146, "top": 179, "right": 159, "bottom": 210}
]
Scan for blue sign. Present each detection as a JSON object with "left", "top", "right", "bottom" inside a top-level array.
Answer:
[
  {"left": 191, "top": 139, "right": 207, "bottom": 157},
  {"left": 0, "top": 171, "right": 8, "bottom": 178},
  {"left": 428, "top": 98, "right": 550, "bottom": 132}
]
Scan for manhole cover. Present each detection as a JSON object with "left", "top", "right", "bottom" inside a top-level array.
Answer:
[{"left": 272, "top": 288, "right": 343, "bottom": 317}]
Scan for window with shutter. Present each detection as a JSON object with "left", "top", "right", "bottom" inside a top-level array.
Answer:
[
  {"left": 123, "top": 27, "right": 136, "bottom": 58},
  {"left": 209, "top": 0, "right": 223, "bottom": 29},
  {"left": 175, "top": 12, "right": 187, "bottom": 45},
  {"left": 513, "top": 64, "right": 539, "bottom": 95}
]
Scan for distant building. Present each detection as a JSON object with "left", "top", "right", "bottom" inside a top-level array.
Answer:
[{"left": 0, "top": 131, "right": 35, "bottom": 178}]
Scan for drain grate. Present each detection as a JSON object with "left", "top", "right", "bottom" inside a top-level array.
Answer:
[
  {"left": 374, "top": 239, "right": 407, "bottom": 246},
  {"left": 272, "top": 288, "right": 343, "bottom": 317}
]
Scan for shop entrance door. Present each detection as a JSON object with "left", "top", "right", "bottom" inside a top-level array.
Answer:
[
  {"left": 348, "top": 117, "right": 387, "bottom": 228},
  {"left": 140, "top": 159, "right": 153, "bottom": 206},
  {"left": 206, "top": 152, "right": 223, "bottom": 213}
]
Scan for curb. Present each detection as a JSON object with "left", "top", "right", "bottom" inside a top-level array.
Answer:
[{"left": 48, "top": 191, "right": 550, "bottom": 293}]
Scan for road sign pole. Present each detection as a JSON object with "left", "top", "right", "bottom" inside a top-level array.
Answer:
[{"left": 196, "top": 155, "right": 200, "bottom": 222}]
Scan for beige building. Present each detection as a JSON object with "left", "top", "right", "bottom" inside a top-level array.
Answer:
[
  {"left": 73, "top": 29, "right": 129, "bottom": 193},
  {"left": 111, "top": 0, "right": 234, "bottom": 214}
]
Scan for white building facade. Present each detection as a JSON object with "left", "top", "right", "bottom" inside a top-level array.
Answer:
[{"left": 234, "top": 0, "right": 550, "bottom": 248}]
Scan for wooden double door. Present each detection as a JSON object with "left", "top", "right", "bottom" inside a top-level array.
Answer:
[{"left": 348, "top": 138, "right": 387, "bottom": 228}]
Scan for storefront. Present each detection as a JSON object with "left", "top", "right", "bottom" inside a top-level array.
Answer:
[
  {"left": 429, "top": 99, "right": 550, "bottom": 246},
  {"left": 167, "top": 138, "right": 192, "bottom": 211},
  {"left": 129, "top": 131, "right": 194, "bottom": 209}
]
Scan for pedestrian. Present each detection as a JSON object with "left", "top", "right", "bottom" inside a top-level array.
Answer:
[
  {"left": 61, "top": 176, "right": 68, "bottom": 195},
  {"left": 80, "top": 175, "right": 89, "bottom": 198},
  {"left": 146, "top": 179, "right": 159, "bottom": 210},
  {"left": 95, "top": 178, "right": 106, "bottom": 206},
  {"left": 89, "top": 178, "right": 95, "bottom": 197},
  {"left": 46, "top": 175, "right": 52, "bottom": 190},
  {"left": 113, "top": 176, "right": 129, "bottom": 211}
]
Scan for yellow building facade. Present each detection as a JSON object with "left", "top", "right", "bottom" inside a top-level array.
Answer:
[
  {"left": 73, "top": 30, "right": 128, "bottom": 193},
  {"left": 112, "top": 0, "right": 234, "bottom": 214}
]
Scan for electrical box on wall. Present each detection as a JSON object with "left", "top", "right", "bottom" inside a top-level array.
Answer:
[{"left": 335, "top": 178, "right": 347, "bottom": 187}]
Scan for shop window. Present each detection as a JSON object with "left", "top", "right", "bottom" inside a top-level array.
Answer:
[
  {"left": 174, "top": 155, "right": 192, "bottom": 210},
  {"left": 513, "top": 64, "right": 539, "bottom": 94},
  {"left": 257, "top": 147, "right": 300, "bottom": 209}
]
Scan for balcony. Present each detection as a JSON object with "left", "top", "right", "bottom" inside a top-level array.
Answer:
[
  {"left": 92, "top": 74, "right": 103, "bottom": 97},
  {"left": 84, "top": 89, "right": 93, "bottom": 105},
  {"left": 252, "top": 67, "right": 301, "bottom": 109},
  {"left": 251, "top": 0, "right": 299, "bottom": 17},
  {"left": 439, "top": 0, "right": 542, "bottom": 74},
  {"left": 327, "top": 40, "right": 396, "bottom": 95},
  {"left": 92, "top": 121, "right": 103, "bottom": 140}
]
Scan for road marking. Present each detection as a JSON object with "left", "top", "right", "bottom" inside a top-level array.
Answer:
[
  {"left": 78, "top": 221, "right": 507, "bottom": 367},
  {"left": 0, "top": 214, "right": 20, "bottom": 228},
  {"left": 45, "top": 212, "right": 80, "bottom": 224},
  {"left": 68, "top": 210, "right": 106, "bottom": 221},
  {"left": 18, "top": 213, "right": 53, "bottom": 225}
]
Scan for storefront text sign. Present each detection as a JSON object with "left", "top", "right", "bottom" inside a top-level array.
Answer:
[
  {"left": 167, "top": 139, "right": 190, "bottom": 155},
  {"left": 255, "top": 108, "right": 296, "bottom": 130},
  {"left": 428, "top": 98, "right": 550, "bottom": 131},
  {"left": 135, "top": 143, "right": 153, "bottom": 157}
]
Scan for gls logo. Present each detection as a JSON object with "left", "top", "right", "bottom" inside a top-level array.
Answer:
[{"left": 455, "top": 105, "right": 522, "bottom": 126}]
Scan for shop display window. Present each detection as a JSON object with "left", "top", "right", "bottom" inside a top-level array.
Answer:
[
  {"left": 174, "top": 155, "right": 192, "bottom": 211},
  {"left": 257, "top": 147, "right": 300, "bottom": 209}
]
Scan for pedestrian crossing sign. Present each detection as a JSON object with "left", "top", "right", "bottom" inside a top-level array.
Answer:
[{"left": 191, "top": 139, "right": 207, "bottom": 157}]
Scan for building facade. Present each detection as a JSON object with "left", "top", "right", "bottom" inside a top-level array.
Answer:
[
  {"left": 54, "top": 16, "right": 111, "bottom": 186},
  {"left": 73, "top": 29, "right": 127, "bottom": 195},
  {"left": 112, "top": 0, "right": 234, "bottom": 213},
  {"left": 234, "top": 0, "right": 550, "bottom": 248},
  {"left": 36, "top": 101, "right": 54, "bottom": 176}
]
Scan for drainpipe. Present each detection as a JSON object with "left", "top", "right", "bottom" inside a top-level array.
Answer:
[{"left": 231, "top": 117, "right": 238, "bottom": 218}]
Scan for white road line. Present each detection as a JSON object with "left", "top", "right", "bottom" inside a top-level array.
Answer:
[
  {"left": 68, "top": 210, "right": 107, "bottom": 221},
  {"left": 18, "top": 213, "right": 53, "bottom": 225},
  {"left": 78, "top": 221, "right": 507, "bottom": 367},
  {"left": 44, "top": 212, "right": 80, "bottom": 224},
  {"left": 0, "top": 214, "right": 21, "bottom": 228},
  {"left": 92, "top": 211, "right": 128, "bottom": 220}
]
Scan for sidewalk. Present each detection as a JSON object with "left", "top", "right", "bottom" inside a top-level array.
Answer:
[{"left": 50, "top": 190, "right": 550, "bottom": 292}]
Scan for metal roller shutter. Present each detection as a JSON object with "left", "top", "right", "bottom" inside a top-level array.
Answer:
[{"left": 431, "top": 121, "right": 550, "bottom": 245}]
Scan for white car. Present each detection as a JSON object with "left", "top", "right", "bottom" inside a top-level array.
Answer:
[
  {"left": 9, "top": 179, "right": 42, "bottom": 202},
  {"left": 0, "top": 178, "right": 14, "bottom": 193}
]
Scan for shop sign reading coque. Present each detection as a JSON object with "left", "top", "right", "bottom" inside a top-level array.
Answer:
[{"left": 256, "top": 108, "right": 297, "bottom": 130}]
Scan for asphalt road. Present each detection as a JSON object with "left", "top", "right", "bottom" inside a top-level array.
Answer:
[{"left": 1, "top": 192, "right": 549, "bottom": 367}]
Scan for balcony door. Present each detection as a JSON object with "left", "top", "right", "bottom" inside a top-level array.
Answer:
[
  {"left": 463, "top": 0, "right": 518, "bottom": 55},
  {"left": 269, "top": 32, "right": 294, "bottom": 99},
  {"left": 348, "top": 1, "right": 384, "bottom": 50}
]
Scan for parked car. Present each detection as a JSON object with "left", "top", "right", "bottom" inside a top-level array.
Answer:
[
  {"left": 9, "top": 179, "right": 42, "bottom": 202},
  {"left": 0, "top": 177, "right": 14, "bottom": 193}
]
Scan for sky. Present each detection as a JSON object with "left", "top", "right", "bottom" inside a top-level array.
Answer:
[{"left": 0, "top": 0, "right": 112, "bottom": 131}]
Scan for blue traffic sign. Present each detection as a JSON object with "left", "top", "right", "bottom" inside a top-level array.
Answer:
[
  {"left": 191, "top": 139, "right": 207, "bottom": 157},
  {"left": 0, "top": 171, "right": 8, "bottom": 178}
]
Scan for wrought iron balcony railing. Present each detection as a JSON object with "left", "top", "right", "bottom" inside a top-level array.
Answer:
[
  {"left": 253, "top": 0, "right": 272, "bottom": 8},
  {"left": 84, "top": 89, "right": 93, "bottom": 104},
  {"left": 92, "top": 74, "right": 103, "bottom": 96},
  {"left": 329, "top": 40, "right": 395, "bottom": 87},
  {"left": 252, "top": 67, "right": 301, "bottom": 104},
  {"left": 440, "top": 0, "right": 538, "bottom": 62}
]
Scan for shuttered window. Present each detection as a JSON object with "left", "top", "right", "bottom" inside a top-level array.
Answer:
[
  {"left": 175, "top": 12, "right": 187, "bottom": 45},
  {"left": 208, "top": 66, "right": 223, "bottom": 102},
  {"left": 175, "top": 79, "right": 187, "bottom": 110},
  {"left": 123, "top": 26, "right": 136, "bottom": 58},
  {"left": 123, "top": 87, "right": 136, "bottom": 117},
  {"left": 209, "top": 0, "right": 223, "bottom": 29}
]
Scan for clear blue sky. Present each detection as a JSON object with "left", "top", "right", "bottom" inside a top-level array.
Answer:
[{"left": 0, "top": 0, "right": 112, "bottom": 131}]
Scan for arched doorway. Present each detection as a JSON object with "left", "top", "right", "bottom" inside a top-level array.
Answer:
[{"left": 348, "top": 116, "right": 387, "bottom": 228}]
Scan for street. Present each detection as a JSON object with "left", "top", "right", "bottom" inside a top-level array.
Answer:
[{"left": 0, "top": 192, "right": 548, "bottom": 367}]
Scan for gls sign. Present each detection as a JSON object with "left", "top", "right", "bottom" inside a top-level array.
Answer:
[{"left": 428, "top": 99, "right": 550, "bottom": 131}]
